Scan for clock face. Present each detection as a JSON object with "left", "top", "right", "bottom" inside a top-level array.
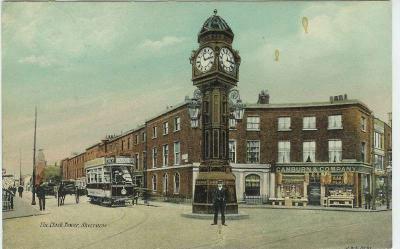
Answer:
[
  {"left": 219, "top": 47, "right": 235, "bottom": 73},
  {"left": 195, "top": 47, "right": 215, "bottom": 73}
]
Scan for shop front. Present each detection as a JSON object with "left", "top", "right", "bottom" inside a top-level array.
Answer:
[{"left": 273, "top": 163, "right": 373, "bottom": 208}]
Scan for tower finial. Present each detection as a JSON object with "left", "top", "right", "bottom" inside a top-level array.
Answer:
[{"left": 214, "top": 9, "right": 217, "bottom": 15}]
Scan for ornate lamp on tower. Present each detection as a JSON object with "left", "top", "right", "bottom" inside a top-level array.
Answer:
[{"left": 189, "top": 10, "right": 243, "bottom": 214}]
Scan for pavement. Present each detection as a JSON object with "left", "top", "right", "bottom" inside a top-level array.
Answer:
[
  {"left": 238, "top": 203, "right": 391, "bottom": 212},
  {"left": 2, "top": 192, "right": 48, "bottom": 220},
  {"left": 2, "top": 194, "right": 392, "bottom": 249}
]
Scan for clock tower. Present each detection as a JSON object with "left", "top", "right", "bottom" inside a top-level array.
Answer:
[{"left": 189, "top": 10, "right": 240, "bottom": 214}]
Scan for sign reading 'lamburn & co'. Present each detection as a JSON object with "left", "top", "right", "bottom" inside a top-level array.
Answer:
[{"left": 275, "top": 166, "right": 357, "bottom": 173}]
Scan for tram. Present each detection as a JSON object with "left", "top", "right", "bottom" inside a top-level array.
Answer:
[{"left": 85, "top": 156, "right": 137, "bottom": 206}]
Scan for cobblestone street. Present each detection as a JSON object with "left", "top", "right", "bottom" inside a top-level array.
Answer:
[{"left": 3, "top": 193, "right": 391, "bottom": 249}]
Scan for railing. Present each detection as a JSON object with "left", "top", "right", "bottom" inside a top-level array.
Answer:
[
  {"left": 162, "top": 196, "right": 192, "bottom": 204},
  {"left": 243, "top": 194, "right": 269, "bottom": 205},
  {"left": 2, "top": 189, "right": 15, "bottom": 211}
]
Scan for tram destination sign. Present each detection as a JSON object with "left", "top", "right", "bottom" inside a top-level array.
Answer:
[
  {"left": 105, "top": 157, "right": 134, "bottom": 164},
  {"left": 275, "top": 166, "right": 357, "bottom": 173}
]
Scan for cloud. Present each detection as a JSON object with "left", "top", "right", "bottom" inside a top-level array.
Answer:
[
  {"left": 139, "top": 36, "right": 185, "bottom": 51},
  {"left": 18, "top": 55, "right": 57, "bottom": 67}
]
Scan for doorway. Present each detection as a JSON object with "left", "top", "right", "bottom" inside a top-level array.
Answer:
[{"left": 308, "top": 175, "right": 321, "bottom": 205}]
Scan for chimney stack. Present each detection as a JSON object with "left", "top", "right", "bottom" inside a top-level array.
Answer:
[{"left": 257, "top": 90, "right": 270, "bottom": 104}]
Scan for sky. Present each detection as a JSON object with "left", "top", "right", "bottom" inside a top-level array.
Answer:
[{"left": 1, "top": 1, "right": 392, "bottom": 176}]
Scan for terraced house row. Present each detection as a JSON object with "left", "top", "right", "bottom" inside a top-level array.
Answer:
[{"left": 60, "top": 92, "right": 392, "bottom": 207}]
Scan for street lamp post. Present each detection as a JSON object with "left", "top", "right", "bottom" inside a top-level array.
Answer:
[
  {"left": 31, "top": 107, "right": 37, "bottom": 205},
  {"left": 386, "top": 164, "right": 392, "bottom": 210}
]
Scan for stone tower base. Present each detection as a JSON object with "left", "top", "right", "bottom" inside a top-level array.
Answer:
[{"left": 192, "top": 171, "right": 238, "bottom": 214}]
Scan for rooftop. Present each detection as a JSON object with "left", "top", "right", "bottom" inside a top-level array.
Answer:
[
  {"left": 246, "top": 99, "right": 371, "bottom": 112},
  {"left": 198, "top": 10, "right": 234, "bottom": 41}
]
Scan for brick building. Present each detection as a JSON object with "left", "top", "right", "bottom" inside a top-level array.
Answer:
[
  {"left": 373, "top": 117, "right": 392, "bottom": 203},
  {"left": 59, "top": 92, "right": 391, "bottom": 207}
]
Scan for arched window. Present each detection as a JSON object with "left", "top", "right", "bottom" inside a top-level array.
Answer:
[
  {"left": 152, "top": 175, "right": 157, "bottom": 191},
  {"left": 174, "top": 173, "right": 180, "bottom": 194},
  {"left": 245, "top": 174, "right": 260, "bottom": 196},
  {"left": 163, "top": 173, "right": 168, "bottom": 194}
]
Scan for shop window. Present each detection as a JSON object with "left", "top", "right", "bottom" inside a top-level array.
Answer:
[
  {"left": 282, "top": 183, "right": 303, "bottom": 198},
  {"left": 245, "top": 174, "right": 260, "bottom": 196}
]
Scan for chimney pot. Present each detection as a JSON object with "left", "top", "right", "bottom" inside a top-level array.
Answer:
[{"left": 257, "top": 90, "right": 270, "bottom": 104}]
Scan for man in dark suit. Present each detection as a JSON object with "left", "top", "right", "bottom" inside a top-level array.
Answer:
[
  {"left": 211, "top": 180, "right": 227, "bottom": 226},
  {"left": 18, "top": 185, "right": 24, "bottom": 198},
  {"left": 365, "top": 192, "right": 372, "bottom": 209},
  {"left": 36, "top": 183, "right": 46, "bottom": 211}
]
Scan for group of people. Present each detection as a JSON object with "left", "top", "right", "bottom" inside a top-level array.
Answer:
[
  {"left": 7, "top": 185, "right": 25, "bottom": 198},
  {"left": 33, "top": 182, "right": 81, "bottom": 211}
]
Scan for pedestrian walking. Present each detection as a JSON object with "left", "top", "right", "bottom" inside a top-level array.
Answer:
[
  {"left": 211, "top": 180, "right": 227, "bottom": 226},
  {"left": 365, "top": 192, "right": 372, "bottom": 209},
  {"left": 18, "top": 185, "right": 24, "bottom": 198},
  {"left": 133, "top": 190, "right": 139, "bottom": 205},
  {"left": 58, "top": 183, "right": 65, "bottom": 206},
  {"left": 36, "top": 183, "right": 46, "bottom": 211},
  {"left": 75, "top": 186, "right": 80, "bottom": 204}
]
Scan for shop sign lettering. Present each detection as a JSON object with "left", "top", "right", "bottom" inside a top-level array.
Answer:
[{"left": 275, "top": 166, "right": 356, "bottom": 173}]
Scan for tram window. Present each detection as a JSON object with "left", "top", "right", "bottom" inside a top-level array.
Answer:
[
  {"left": 104, "top": 167, "right": 111, "bottom": 183},
  {"left": 111, "top": 166, "right": 133, "bottom": 184}
]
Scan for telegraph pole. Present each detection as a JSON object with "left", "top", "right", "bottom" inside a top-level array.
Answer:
[
  {"left": 371, "top": 115, "right": 376, "bottom": 210},
  {"left": 31, "top": 107, "right": 37, "bottom": 205},
  {"left": 19, "top": 149, "right": 22, "bottom": 185}
]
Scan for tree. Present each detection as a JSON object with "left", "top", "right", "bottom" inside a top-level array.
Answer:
[{"left": 43, "top": 165, "right": 61, "bottom": 184}]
